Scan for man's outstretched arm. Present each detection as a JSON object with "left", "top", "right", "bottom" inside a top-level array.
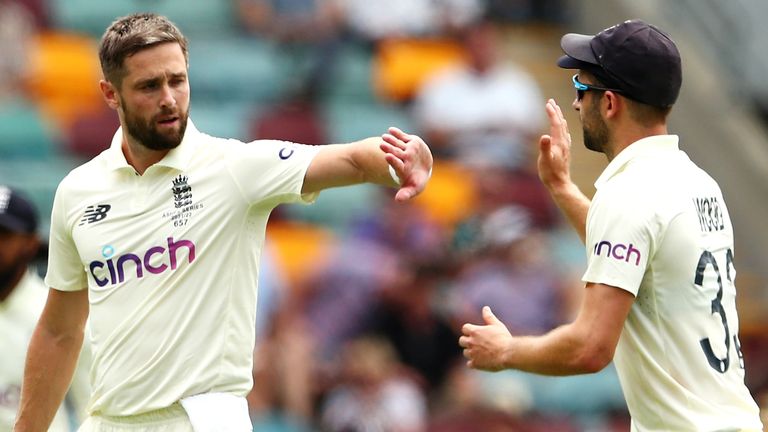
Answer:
[
  {"left": 15, "top": 288, "right": 89, "bottom": 432},
  {"left": 459, "top": 282, "right": 633, "bottom": 376},
  {"left": 302, "top": 127, "right": 433, "bottom": 202}
]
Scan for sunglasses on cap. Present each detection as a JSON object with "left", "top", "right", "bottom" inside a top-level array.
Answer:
[{"left": 572, "top": 74, "right": 622, "bottom": 101}]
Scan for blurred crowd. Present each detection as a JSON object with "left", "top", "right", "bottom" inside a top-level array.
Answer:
[{"left": 2, "top": 0, "right": 767, "bottom": 431}]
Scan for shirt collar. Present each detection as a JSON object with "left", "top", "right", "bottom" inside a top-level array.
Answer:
[
  {"left": 104, "top": 119, "right": 201, "bottom": 172},
  {"left": 594, "top": 134, "right": 679, "bottom": 189}
]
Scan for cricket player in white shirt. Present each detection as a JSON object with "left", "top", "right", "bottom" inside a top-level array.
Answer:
[
  {"left": 459, "top": 19, "right": 763, "bottom": 431},
  {"left": 14, "top": 13, "right": 432, "bottom": 432}
]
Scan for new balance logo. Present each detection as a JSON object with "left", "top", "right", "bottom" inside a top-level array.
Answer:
[
  {"left": 79, "top": 204, "right": 112, "bottom": 225},
  {"left": 172, "top": 175, "right": 192, "bottom": 209}
]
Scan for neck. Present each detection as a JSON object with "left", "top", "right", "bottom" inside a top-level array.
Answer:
[
  {"left": 122, "top": 132, "right": 170, "bottom": 175},
  {"left": 606, "top": 123, "right": 669, "bottom": 161}
]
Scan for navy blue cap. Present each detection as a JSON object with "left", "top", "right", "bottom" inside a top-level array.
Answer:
[
  {"left": 557, "top": 19, "right": 682, "bottom": 107},
  {"left": 0, "top": 186, "right": 38, "bottom": 234}
]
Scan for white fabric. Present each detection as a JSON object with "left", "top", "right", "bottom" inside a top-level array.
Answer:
[
  {"left": 583, "top": 135, "right": 763, "bottom": 431},
  {"left": 45, "top": 120, "right": 320, "bottom": 416},
  {"left": 414, "top": 63, "right": 544, "bottom": 168},
  {"left": 0, "top": 271, "right": 79, "bottom": 430},
  {"left": 180, "top": 393, "right": 251, "bottom": 431},
  {"left": 415, "top": 65, "right": 543, "bottom": 133}
]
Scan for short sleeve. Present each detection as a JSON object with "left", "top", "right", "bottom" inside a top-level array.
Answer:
[
  {"left": 224, "top": 139, "right": 321, "bottom": 206},
  {"left": 582, "top": 186, "right": 659, "bottom": 296},
  {"left": 45, "top": 180, "right": 88, "bottom": 292}
]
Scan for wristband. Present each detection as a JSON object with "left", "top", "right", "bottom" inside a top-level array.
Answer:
[
  {"left": 389, "top": 166, "right": 433, "bottom": 186},
  {"left": 388, "top": 164, "right": 401, "bottom": 186}
]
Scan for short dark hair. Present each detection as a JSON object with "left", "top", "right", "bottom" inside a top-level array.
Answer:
[{"left": 98, "top": 13, "right": 188, "bottom": 86}]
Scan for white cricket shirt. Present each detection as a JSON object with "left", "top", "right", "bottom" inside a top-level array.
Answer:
[
  {"left": 0, "top": 271, "right": 79, "bottom": 430},
  {"left": 583, "top": 135, "right": 763, "bottom": 431},
  {"left": 45, "top": 121, "right": 320, "bottom": 416}
]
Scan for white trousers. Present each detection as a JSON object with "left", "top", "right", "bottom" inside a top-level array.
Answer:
[{"left": 78, "top": 404, "right": 193, "bottom": 432}]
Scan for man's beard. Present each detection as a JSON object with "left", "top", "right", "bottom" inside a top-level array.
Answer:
[
  {"left": 123, "top": 101, "right": 188, "bottom": 151},
  {"left": 582, "top": 102, "right": 609, "bottom": 153},
  {"left": 0, "top": 256, "right": 30, "bottom": 300}
]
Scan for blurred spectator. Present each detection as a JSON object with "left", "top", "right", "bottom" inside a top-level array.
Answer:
[
  {"left": 235, "top": 0, "right": 343, "bottom": 43},
  {"left": 234, "top": 0, "right": 345, "bottom": 97},
  {"left": 64, "top": 106, "right": 119, "bottom": 159},
  {"left": 450, "top": 205, "right": 571, "bottom": 335},
  {"left": 485, "top": 0, "right": 568, "bottom": 24},
  {"left": 413, "top": 19, "right": 544, "bottom": 162},
  {"left": 320, "top": 336, "right": 427, "bottom": 432},
  {"left": 354, "top": 0, "right": 485, "bottom": 103},
  {"left": 299, "top": 235, "right": 403, "bottom": 363},
  {"left": 338, "top": 0, "right": 483, "bottom": 42},
  {"left": 0, "top": 0, "right": 35, "bottom": 101},
  {"left": 0, "top": 186, "right": 90, "bottom": 430},
  {"left": 12, "top": 0, "right": 46, "bottom": 27},
  {"left": 249, "top": 85, "right": 328, "bottom": 145},
  {"left": 249, "top": 308, "right": 316, "bottom": 430},
  {"left": 429, "top": 365, "right": 580, "bottom": 432},
  {"left": 363, "top": 260, "right": 462, "bottom": 395}
]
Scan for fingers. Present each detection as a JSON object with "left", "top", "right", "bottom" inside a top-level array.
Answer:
[
  {"left": 380, "top": 141, "right": 407, "bottom": 160},
  {"left": 382, "top": 133, "right": 407, "bottom": 151},
  {"left": 458, "top": 335, "right": 469, "bottom": 348},
  {"left": 387, "top": 126, "right": 413, "bottom": 143}
]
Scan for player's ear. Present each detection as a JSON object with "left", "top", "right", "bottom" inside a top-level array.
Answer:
[
  {"left": 603, "top": 91, "right": 621, "bottom": 119},
  {"left": 100, "top": 79, "right": 120, "bottom": 110}
]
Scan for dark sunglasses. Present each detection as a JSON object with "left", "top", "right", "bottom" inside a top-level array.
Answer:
[{"left": 572, "top": 74, "right": 622, "bottom": 101}]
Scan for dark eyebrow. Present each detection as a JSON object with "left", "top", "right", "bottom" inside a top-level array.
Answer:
[{"left": 135, "top": 76, "right": 161, "bottom": 88}]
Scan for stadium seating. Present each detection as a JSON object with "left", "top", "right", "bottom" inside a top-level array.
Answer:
[
  {"left": 48, "top": 0, "right": 235, "bottom": 37},
  {"left": 25, "top": 31, "right": 103, "bottom": 129},
  {"left": 321, "top": 100, "right": 416, "bottom": 145},
  {"left": 0, "top": 98, "right": 60, "bottom": 159},
  {"left": 188, "top": 36, "right": 288, "bottom": 104}
]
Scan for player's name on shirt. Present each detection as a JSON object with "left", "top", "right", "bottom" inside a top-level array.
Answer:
[{"left": 693, "top": 196, "right": 726, "bottom": 233}]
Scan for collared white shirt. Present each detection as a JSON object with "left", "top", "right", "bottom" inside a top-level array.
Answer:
[
  {"left": 583, "top": 135, "right": 762, "bottom": 431},
  {"left": 46, "top": 121, "right": 320, "bottom": 416}
]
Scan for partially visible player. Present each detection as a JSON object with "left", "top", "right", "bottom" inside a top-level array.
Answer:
[
  {"left": 14, "top": 13, "right": 432, "bottom": 431},
  {"left": 0, "top": 186, "right": 90, "bottom": 430},
  {"left": 460, "top": 19, "right": 763, "bottom": 431}
]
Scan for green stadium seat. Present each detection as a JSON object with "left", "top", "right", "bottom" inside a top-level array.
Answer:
[
  {"left": 321, "top": 101, "right": 416, "bottom": 144},
  {"left": 282, "top": 184, "right": 383, "bottom": 233},
  {"left": 0, "top": 158, "right": 81, "bottom": 235},
  {"left": 188, "top": 37, "right": 288, "bottom": 104},
  {"left": 191, "top": 100, "right": 257, "bottom": 142},
  {"left": 0, "top": 99, "right": 60, "bottom": 159},
  {"left": 320, "top": 44, "right": 376, "bottom": 104},
  {"left": 49, "top": 0, "right": 235, "bottom": 37}
]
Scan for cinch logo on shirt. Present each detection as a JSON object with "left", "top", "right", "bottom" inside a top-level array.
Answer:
[
  {"left": 88, "top": 237, "right": 196, "bottom": 286},
  {"left": 593, "top": 240, "right": 642, "bottom": 266}
]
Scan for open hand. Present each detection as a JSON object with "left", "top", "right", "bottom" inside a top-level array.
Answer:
[
  {"left": 538, "top": 99, "right": 573, "bottom": 191},
  {"left": 380, "top": 127, "right": 433, "bottom": 202}
]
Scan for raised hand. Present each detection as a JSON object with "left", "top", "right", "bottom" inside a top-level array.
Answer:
[
  {"left": 458, "top": 306, "right": 514, "bottom": 372},
  {"left": 538, "top": 99, "right": 573, "bottom": 191},
  {"left": 380, "top": 126, "right": 433, "bottom": 202}
]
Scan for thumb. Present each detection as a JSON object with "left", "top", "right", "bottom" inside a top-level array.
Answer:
[
  {"left": 394, "top": 187, "right": 415, "bottom": 202},
  {"left": 539, "top": 135, "right": 552, "bottom": 153},
  {"left": 482, "top": 306, "right": 501, "bottom": 325}
]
